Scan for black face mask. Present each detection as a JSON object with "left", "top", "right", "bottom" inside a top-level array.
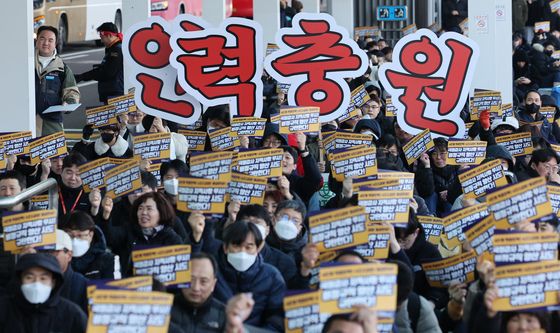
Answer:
[
  {"left": 544, "top": 50, "right": 554, "bottom": 57},
  {"left": 101, "top": 132, "right": 116, "bottom": 144},
  {"left": 17, "top": 163, "right": 36, "bottom": 176},
  {"left": 526, "top": 103, "right": 540, "bottom": 114}
]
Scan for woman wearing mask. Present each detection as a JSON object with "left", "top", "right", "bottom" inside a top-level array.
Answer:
[
  {"left": 99, "top": 192, "right": 183, "bottom": 276},
  {"left": 213, "top": 220, "right": 286, "bottom": 332},
  {"left": 83, "top": 124, "right": 132, "bottom": 160}
]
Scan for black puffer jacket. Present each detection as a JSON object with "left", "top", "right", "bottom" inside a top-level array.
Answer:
[
  {"left": 71, "top": 226, "right": 119, "bottom": 279},
  {"left": 171, "top": 294, "right": 226, "bottom": 333},
  {"left": 0, "top": 253, "right": 87, "bottom": 333}
]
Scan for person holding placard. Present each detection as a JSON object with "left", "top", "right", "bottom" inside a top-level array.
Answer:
[
  {"left": 280, "top": 140, "right": 322, "bottom": 205},
  {"left": 0, "top": 253, "right": 87, "bottom": 333},
  {"left": 99, "top": 192, "right": 182, "bottom": 276},
  {"left": 516, "top": 90, "right": 559, "bottom": 143},
  {"left": 142, "top": 115, "right": 189, "bottom": 162},
  {"left": 82, "top": 124, "right": 132, "bottom": 161},
  {"left": 57, "top": 153, "right": 92, "bottom": 224},
  {"left": 63, "top": 211, "right": 120, "bottom": 280},
  {"left": 427, "top": 138, "right": 460, "bottom": 216},
  {"left": 214, "top": 220, "right": 286, "bottom": 332},
  {"left": 396, "top": 212, "right": 448, "bottom": 309}
]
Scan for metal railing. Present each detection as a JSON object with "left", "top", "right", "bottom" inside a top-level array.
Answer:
[{"left": 0, "top": 178, "right": 58, "bottom": 210}]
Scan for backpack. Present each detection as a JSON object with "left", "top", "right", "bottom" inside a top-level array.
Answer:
[{"left": 407, "top": 292, "right": 421, "bottom": 332}]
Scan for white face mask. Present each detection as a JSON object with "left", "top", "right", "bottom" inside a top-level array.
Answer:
[
  {"left": 274, "top": 215, "right": 299, "bottom": 241},
  {"left": 227, "top": 251, "right": 257, "bottom": 272},
  {"left": 21, "top": 282, "right": 52, "bottom": 304},
  {"left": 254, "top": 224, "right": 268, "bottom": 240},
  {"left": 163, "top": 178, "right": 179, "bottom": 196},
  {"left": 71, "top": 238, "right": 90, "bottom": 258}
]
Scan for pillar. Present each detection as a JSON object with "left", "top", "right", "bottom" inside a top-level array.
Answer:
[
  {"left": 202, "top": 0, "right": 229, "bottom": 26},
  {"left": 253, "top": 0, "right": 281, "bottom": 44}
]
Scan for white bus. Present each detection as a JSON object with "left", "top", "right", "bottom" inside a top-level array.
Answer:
[{"left": 33, "top": 0, "right": 122, "bottom": 52}]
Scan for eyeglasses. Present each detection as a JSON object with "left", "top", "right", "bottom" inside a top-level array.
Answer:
[{"left": 543, "top": 163, "right": 559, "bottom": 172}]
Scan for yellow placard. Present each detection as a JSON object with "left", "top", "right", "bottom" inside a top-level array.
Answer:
[
  {"left": 309, "top": 206, "right": 368, "bottom": 252},
  {"left": 190, "top": 151, "right": 233, "bottom": 182},
  {"left": 235, "top": 148, "right": 283, "bottom": 178},
  {"left": 283, "top": 290, "right": 321, "bottom": 333},
  {"left": 493, "top": 261, "right": 560, "bottom": 311},
  {"left": 352, "top": 178, "right": 400, "bottom": 193},
  {"left": 0, "top": 131, "right": 32, "bottom": 156},
  {"left": 501, "top": 103, "right": 514, "bottom": 117},
  {"left": 329, "top": 145, "right": 377, "bottom": 182},
  {"left": 357, "top": 189, "right": 412, "bottom": 225},
  {"left": 402, "top": 23, "right": 417, "bottom": 36},
  {"left": 385, "top": 97, "right": 397, "bottom": 117},
  {"left": 132, "top": 245, "right": 191, "bottom": 287},
  {"left": 470, "top": 90, "right": 502, "bottom": 120},
  {"left": 377, "top": 172, "right": 415, "bottom": 189},
  {"left": 495, "top": 132, "right": 533, "bottom": 157},
  {"left": 551, "top": 0, "right": 560, "bottom": 12},
  {"left": 534, "top": 21, "right": 550, "bottom": 32},
  {"left": 417, "top": 216, "right": 444, "bottom": 246},
  {"left": 177, "top": 177, "right": 228, "bottom": 213},
  {"left": 87, "top": 289, "right": 173, "bottom": 333},
  {"left": 2, "top": 210, "right": 57, "bottom": 253},
  {"left": 133, "top": 132, "right": 172, "bottom": 161},
  {"left": 492, "top": 232, "right": 558, "bottom": 265},
  {"left": 29, "top": 131, "right": 67, "bottom": 164},
  {"left": 352, "top": 224, "right": 392, "bottom": 261},
  {"left": 227, "top": 172, "right": 268, "bottom": 205},
  {"left": 230, "top": 117, "right": 267, "bottom": 137},
  {"left": 106, "top": 276, "right": 154, "bottom": 291},
  {"left": 29, "top": 194, "right": 49, "bottom": 211},
  {"left": 463, "top": 122, "right": 474, "bottom": 140},
  {"left": 0, "top": 142, "right": 5, "bottom": 171},
  {"left": 445, "top": 140, "right": 487, "bottom": 165},
  {"left": 319, "top": 263, "right": 398, "bottom": 314},
  {"left": 422, "top": 250, "right": 477, "bottom": 288},
  {"left": 401, "top": 129, "right": 434, "bottom": 165},
  {"left": 443, "top": 203, "right": 489, "bottom": 248},
  {"left": 178, "top": 130, "right": 207, "bottom": 152},
  {"left": 108, "top": 92, "right": 136, "bottom": 115},
  {"left": 309, "top": 251, "right": 339, "bottom": 289},
  {"left": 354, "top": 26, "right": 380, "bottom": 39},
  {"left": 323, "top": 131, "right": 373, "bottom": 154},
  {"left": 547, "top": 185, "right": 560, "bottom": 217},
  {"left": 103, "top": 159, "right": 142, "bottom": 199},
  {"left": 338, "top": 85, "right": 371, "bottom": 123},
  {"left": 278, "top": 106, "right": 320, "bottom": 134},
  {"left": 85, "top": 104, "right": 118, "bottom": 128},
  {"left": 79, "top": 157, "right": 123, "bottom": 192},
  {"left": 486, "top": 177, "right": 552, "bottom": 229},
  {"left": 539, "top": 106, "right": 556, "bottom": 123},
  {"left": 464, "top": 216, "right": 495, "bottom": 256},
  {"left": 458, "top": 159, "right": 508, "bottom": 198},
  {"left": 208, "top": 127, "right": 240, "bottom": 151}
]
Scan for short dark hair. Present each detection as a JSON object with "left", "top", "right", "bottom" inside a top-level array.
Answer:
[
  {"left": 223, "top": 220, "right": 263, "bottom": 248},
  {"left": 395, "top": 209, "right": 420, "bottom": 239},
  {"left": 321, "top": 313, "right": 356, "bottom": 333},
  {"left": 140, "top": 171, "right": 158, "bottom": 190},
  {"left": 97, "top": 22, "right": 118, "bottom": 33},
  {"left": 334, "top": 250, "right": 367, "bottom": 263},
  {"left": 388, "top": 259, "right": 415, "bottom": 305},
  {"left": 64, "top": 211, "right": 95, "bottom": 231},
  {"left": 280, "top": 145, "right": 298, "bottom": 162},
  {"left": 237, "top": 204, "right": 272, "bottom": 227},
  {"left": 275, "top": 199, "right": 307, "bottom": 219},
  {"left": 62, "top": 152, "right": 87, "bottom": 170},
  {"left": 432, "top": 137, "right": 448, "bottom": 152},
  {"left": 378, "top": 133, "right": 397, "bottom": 149},
  {"left": 37, "top": 25, "right": 58, "bottom": 41},
  {"left": 160, "top": 159, "right": 188, "bottom": 182},
  {"left": 191, "top": 252, "right": 218, "bottom": 277},
  {"left": 130, "top": 192, "right": 176, "bottom": 227},
  {"left": 0, "top": 170, "right": 27, "bottom": 190},
  {"left": 530, "top": 148, "right": 560, "bottom": 166}
]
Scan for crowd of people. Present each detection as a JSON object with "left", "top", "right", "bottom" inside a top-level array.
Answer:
[{"left": 1, "top": 2, "right": 560, "bottom": 333}]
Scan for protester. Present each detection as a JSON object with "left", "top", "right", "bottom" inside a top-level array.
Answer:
[
  {"left": 34, "top": 26, "right": 80, "bottom": 136},
  {"left": 75, "top": 22, "right": 123, "bottom": 103},
  {"left": 0, "top": 253, "right": 87, "bottom": 333}
]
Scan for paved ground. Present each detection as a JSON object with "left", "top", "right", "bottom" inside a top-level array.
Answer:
[{"left": 59, "top": 43, "right": 106, "bottom": 133}]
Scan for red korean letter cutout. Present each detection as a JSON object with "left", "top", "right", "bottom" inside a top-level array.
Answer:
[
  {"left": 378, "top": 29, "right": 479, "bottom": 138},
  {"left": 264, "top": 14, "right": 368, "bottom": 122},
  {"left": 124, "top": 16, "right": 204, "bottom": 125},
  {"left": 170, "top": 18, "right": 264, "bottom": 118}
]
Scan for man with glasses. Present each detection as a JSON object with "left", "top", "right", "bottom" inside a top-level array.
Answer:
[
  {"left": 522, "top": 148, "right": 560, "bottom": 184},
  {"left": 75, "top": 22, "right": 123, "bottom": 103}
]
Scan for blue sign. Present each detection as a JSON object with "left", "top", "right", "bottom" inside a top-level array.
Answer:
[{"left": 377, "top": 6, "right": 408, "bottom": 21}]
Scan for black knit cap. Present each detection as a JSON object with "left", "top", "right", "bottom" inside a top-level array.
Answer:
[{"left": 97, "top": 22, "right": 118, "bottom": 33}]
